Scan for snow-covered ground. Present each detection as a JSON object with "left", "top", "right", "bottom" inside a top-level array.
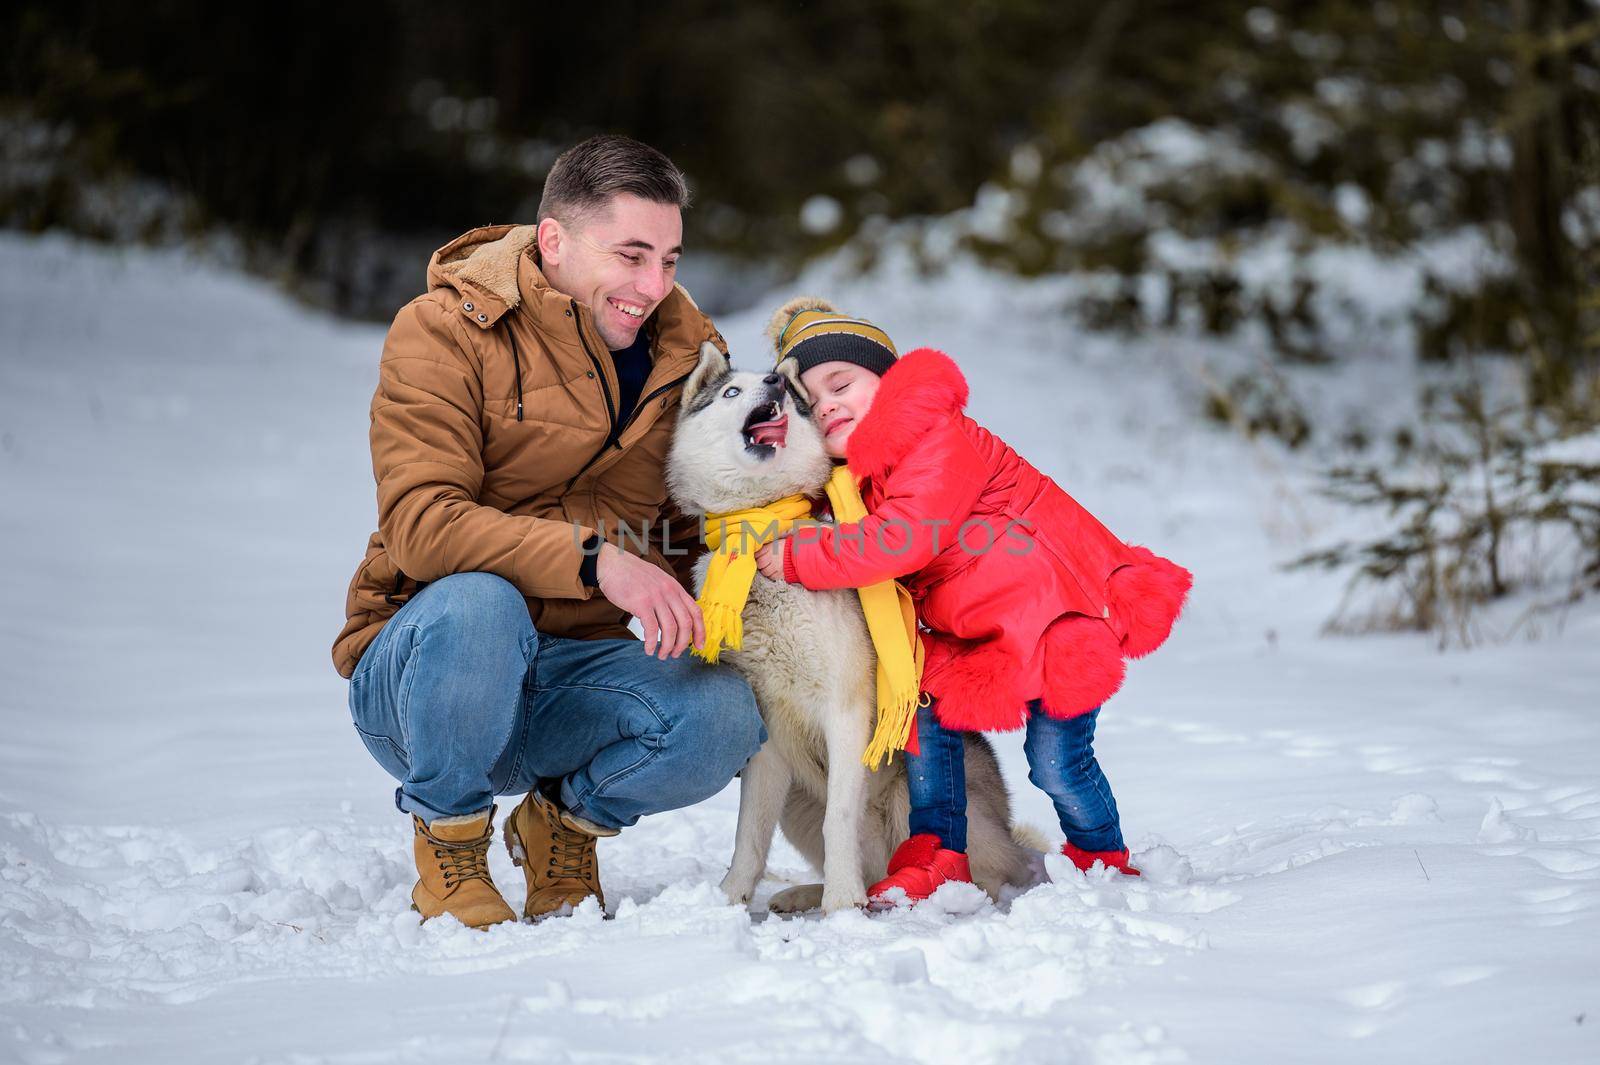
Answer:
[{"left": 2, "top": 233, "right": 1596, "bottom": 1064}]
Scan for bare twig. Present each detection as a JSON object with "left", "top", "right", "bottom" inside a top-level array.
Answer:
[{"left": 273, "top": 921, "right": 325, "bottom": 943}]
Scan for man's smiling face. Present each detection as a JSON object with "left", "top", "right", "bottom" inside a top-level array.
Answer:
[{"left": 537, "top": 192, "right": 684, "bottom": 350}]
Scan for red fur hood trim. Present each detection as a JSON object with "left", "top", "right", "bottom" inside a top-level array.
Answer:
[{"left": 846, "top": 348, "right": 969, "bottom": 481}]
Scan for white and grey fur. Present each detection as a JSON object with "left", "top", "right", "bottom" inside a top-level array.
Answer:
[{"left": 666, "top": 343, "right": 1037, "bottom": 914}]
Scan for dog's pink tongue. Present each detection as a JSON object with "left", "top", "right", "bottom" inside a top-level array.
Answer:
[{"left": 748, "top": 415, "right": 788, "bottom": 447}]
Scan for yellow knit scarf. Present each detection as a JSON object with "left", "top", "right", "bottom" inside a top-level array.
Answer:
[{"left": 692, "top": 465, "right": 925, "bottom": 769}]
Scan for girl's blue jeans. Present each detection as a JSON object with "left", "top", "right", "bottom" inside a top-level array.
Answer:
[{"left": 906, "top": 698, "right": 1126, "bottom": 853}]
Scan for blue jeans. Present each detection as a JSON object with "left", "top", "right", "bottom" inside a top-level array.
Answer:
[
  {"left": 347, "top": 572, "right": 766, "bottom": 829},
  {"left": 906, "top": 699, "right": 1126, "bottom": 853},
  {"left": 906, "top": 700, "right": 967, "bottom": 850}
]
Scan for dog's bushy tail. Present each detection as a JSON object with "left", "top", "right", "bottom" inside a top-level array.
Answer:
[{"left": 1010, "top": 822, "right": 1054, "bottom": 854}]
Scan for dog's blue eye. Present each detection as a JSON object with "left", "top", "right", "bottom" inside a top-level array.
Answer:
[{"left": 722, "top": 386, "right": 741, "bottom": 398}]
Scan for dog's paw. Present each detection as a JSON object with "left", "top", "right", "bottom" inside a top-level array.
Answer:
[
  {"left": 719, "top": 871, "right": 755, "bottom": 906},
  {"left": 767, "top": 884, "right": 824, "bottom": 914},
  {"left": 820, "top": 884, "right": 868, "bottom": 915}
]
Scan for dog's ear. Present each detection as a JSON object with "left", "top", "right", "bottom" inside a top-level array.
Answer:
[
  {"left": 682, "top": 341, "right": 732, "bottom": 405},
  {"left": 774, "top": 355, "right": 813, "bottom": 417}
]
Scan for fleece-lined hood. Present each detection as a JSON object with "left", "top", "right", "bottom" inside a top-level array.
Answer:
[{"left": 844, "top": 347, "right": 970, "bottom": 482}]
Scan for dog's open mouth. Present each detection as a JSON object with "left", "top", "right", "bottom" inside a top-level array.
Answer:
[{"left": 742, "top": 399, "right": 788, "bottom": 452}]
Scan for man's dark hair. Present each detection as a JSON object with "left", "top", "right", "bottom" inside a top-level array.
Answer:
[{"left": 537, "top": 135, "right": 691, "bottom": 226}]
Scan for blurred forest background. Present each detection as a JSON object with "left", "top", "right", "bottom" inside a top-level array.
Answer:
[{"left": 4, "top": 0, "right": 1598, "bottom": 640}]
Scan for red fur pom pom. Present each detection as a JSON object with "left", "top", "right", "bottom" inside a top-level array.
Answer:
[
  {"left": 1038, "top": 614, "right": 1127, "bottom": 718},
  {"left": 924, "top": 641, "right": 1027, "bottom": 731},
  {"left": 1108, "top": 545, "right": 1192, "bottom": 659}
]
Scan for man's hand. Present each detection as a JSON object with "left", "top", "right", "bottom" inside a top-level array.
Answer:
[
  {"left": 595, "top": 542, "right": 706, "bottom": 659},
  {"left": 754, "top": 536, "right": 789, "bottom": 583}
]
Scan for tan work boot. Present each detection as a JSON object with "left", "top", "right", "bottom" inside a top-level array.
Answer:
[
  {"left": 503, "top": 787, "right": 618, "bottom": 921},
  {"left": 410, "top": 807, "right": 516, "bottom": 929}
]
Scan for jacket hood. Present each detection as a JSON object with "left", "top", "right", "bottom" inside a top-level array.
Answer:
[
  {"left": 423, "top": 224, "right": 713, "bottom": 354},
  {"left": 426, "top": 224, "right": 535, "bottom": 319},
  {"left": 845, "top": 347, "right": 970, "bottom": 480}
]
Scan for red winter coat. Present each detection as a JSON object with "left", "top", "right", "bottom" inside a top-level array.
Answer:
[{"left": 784, "top": 348, "right": 1192, "bottom": 732}]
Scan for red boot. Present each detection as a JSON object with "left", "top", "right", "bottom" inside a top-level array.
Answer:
[
  {"left": 867, "top": 834, "right": 973, "bottom": 906},
  {"left": 1061, "top": 841, "right": 1141, "bottom": 876}
]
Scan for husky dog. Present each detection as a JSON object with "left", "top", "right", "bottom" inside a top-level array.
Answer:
[{"left": 665, "top": 343, "right": 1035, "bottom": 914}]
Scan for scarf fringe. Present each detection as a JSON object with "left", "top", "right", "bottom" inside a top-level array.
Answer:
[
  {"left": 861, "top": 684, "right": 919, "bottom": 771},
  {"left": 694, "top": 495, "right": 811, "bottom": 664},
  {"left": 694, "top": 601, "right": 744, "bottom": 665}
]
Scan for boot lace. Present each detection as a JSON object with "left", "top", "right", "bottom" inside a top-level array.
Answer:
[
  {"left": 546, "top": 818, "right": 597, "bottom": 882},
  {"left": 434, "top": 829, "right": 494, "bottom": 887}
]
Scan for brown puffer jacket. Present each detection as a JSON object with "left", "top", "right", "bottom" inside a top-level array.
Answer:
[{"left": 331, "top": 224, "right": 725, "bottom": 679}]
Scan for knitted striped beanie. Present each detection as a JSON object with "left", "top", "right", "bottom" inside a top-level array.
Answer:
[{"left": 765, "top": 297, "right": 898, "bottom": 378}]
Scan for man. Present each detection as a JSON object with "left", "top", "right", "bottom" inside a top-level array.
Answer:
[{"left": 332, "top": 135, "right": 764, "bottom": 928}]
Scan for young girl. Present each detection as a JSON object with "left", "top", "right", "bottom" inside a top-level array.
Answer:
[{"left": 753, "top": 298, "right": 1191, "bottom": 902}]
